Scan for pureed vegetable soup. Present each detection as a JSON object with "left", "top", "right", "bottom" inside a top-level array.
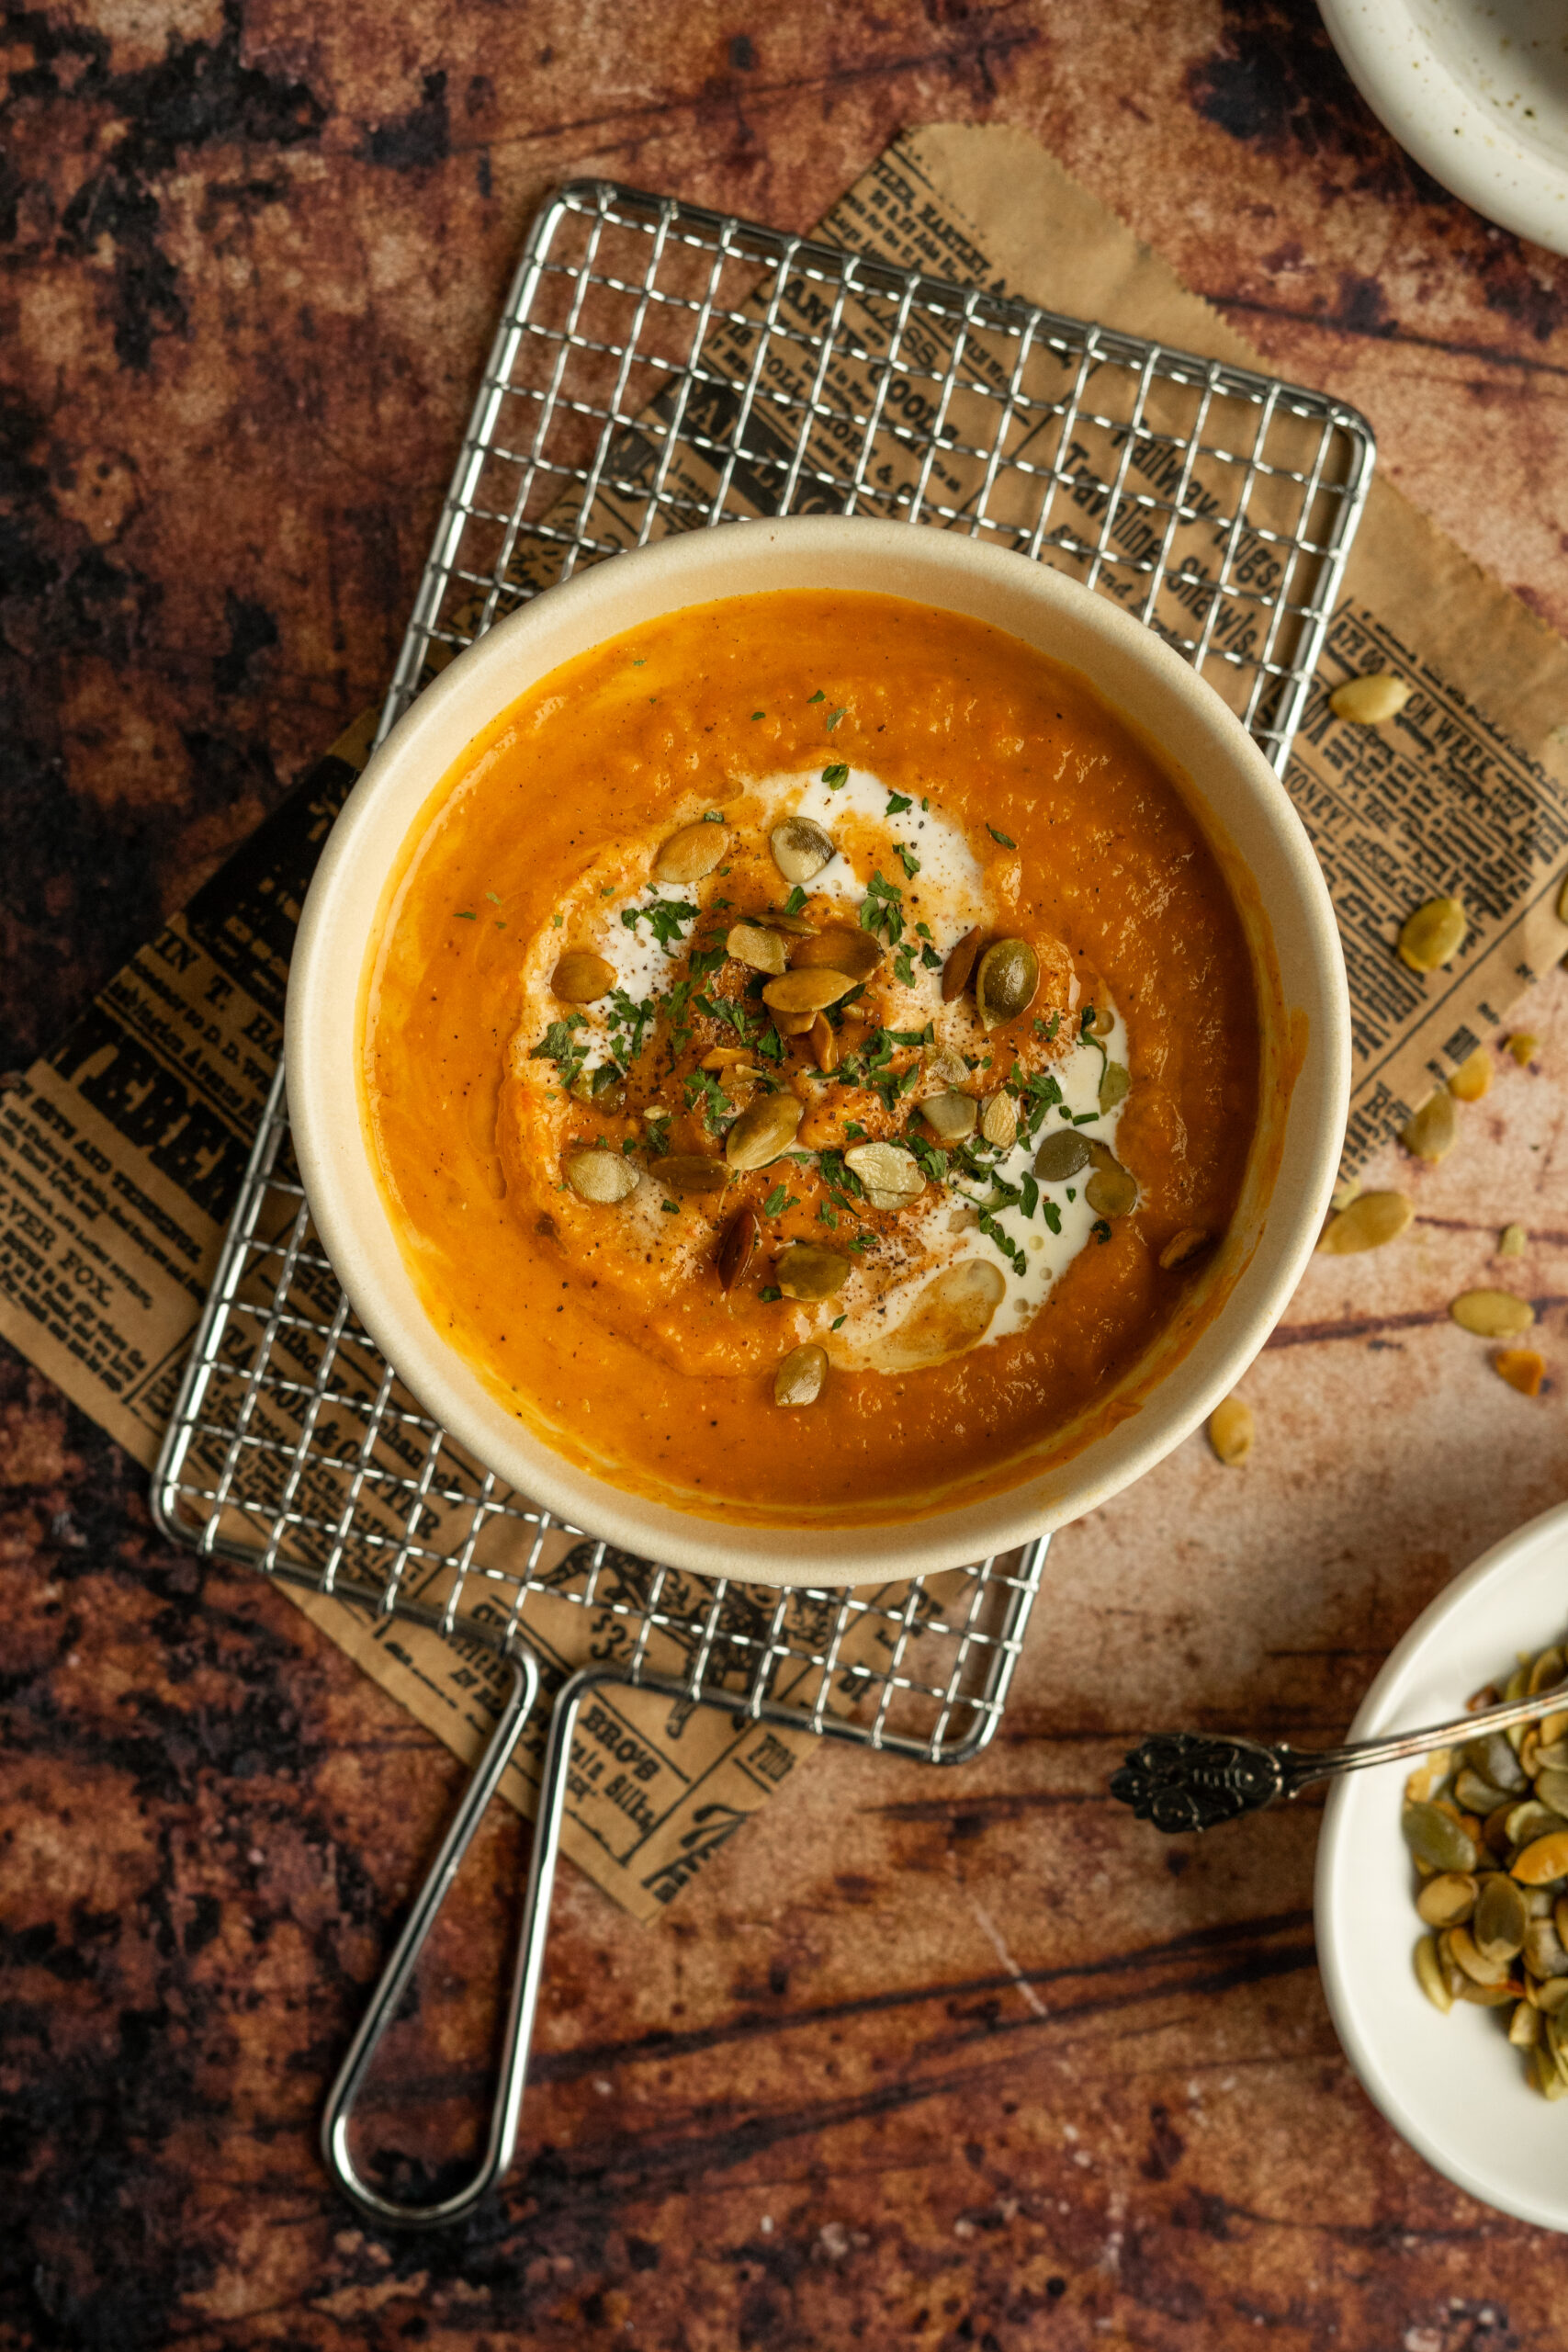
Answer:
[{"left": 361, "top": 590, "right": 1261, "bottom": 1527}]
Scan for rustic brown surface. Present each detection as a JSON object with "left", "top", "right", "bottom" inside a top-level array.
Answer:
[{"left": 9, "top": 1, "right": 1568, "bottom": 2344}]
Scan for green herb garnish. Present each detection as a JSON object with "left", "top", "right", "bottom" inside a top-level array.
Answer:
[
  {"left": 886, "top": 793, "right": 913, "bottom": 816},
  {"left": 822, "top": 763, "right": 849, "bottom": 789},
  {"left": 760, "top": 1284, "right": 783, "bottom": 1301},
  {"left": 621, "top": 897, "right": 700, "bottom": 948},
  {"left": 987, "top": 823, "right": 1016, "bottom": 848}
]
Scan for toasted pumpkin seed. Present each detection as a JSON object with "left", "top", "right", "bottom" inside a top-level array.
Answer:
[
  {"left": 976, "top": 938, "right": 1039, "bottom": 1029},
  {"left": 1400, "top": 1089, "right": 1457, "bottom": 1162},
  {"left": 1397, "top": 895, "right": 1467, "bottom": 973},
  {"left": 1526, "top": 1917, "right": 1568, "bottom": 1979},
  {"left": 942, "top": 926, "right": 984, "bottom": 1003},
  {"left": 1404, "top": 1801, "right": 1479, "bottom": 1874},
  {"left": 922, "top": 1043, "right": 970, "bottom": 1092},
  {"left": 808, "top": 1011, "right": 839, "bottom": 1075},
  {"left": 980, "top": 1092, "right": 1018, "bottom": 1150},
  {"left": 774, "top": 1343, "right": 828, "bottom": 1408},
  {"left": 790, "top": 926, "right": 882, "bottom": 981},
  {"left": 565, "top": 1148, "right": 640, "bottom": 1204},
  {"left": 1554, "top": 1894, "right": 1568, "bottom": 1952},
  {"left": 1456, "top": 1768, "right": 1514, "bottom": 1817},
  {"left": 1530, "top": 1647, "right": 1565, "bottom": 1695},
  {"left": 1084, "top": 1140, "right": 1138, "bottom": 1218},
  {"left": 1535, "top": 1768, "right": 1568, "bottom": 1818},
  {"left": 1099, "top": 1059, "right": 1130, "bottom": 1114},
  {"left": 727, "top": 922, "right": 788, "bottom": 976},
  {"left": 1034, "top": 1130, "right": 1091, "bottom": 1183},
  {"left": 1456, "top": 1978, "right": 1517, "bottom": 2007},
  {"left": 1159, "top": 1227, "right": 1211, "bottom": 1271},
  {"left": 1465, "top": 1731, "right": 1528, "bottom": 1795},
  {"left": 1513, "top": 1831, "right": 1568, "bottom": 1885},
  {"left": 844, "top": 1140, "right": 922, "bottom": 1198},
  {"left": 1511, "top": 1998, "right": 1542, "bottom": 2047},
  {"left": 762, "top": 968, "right": 857, "bottom": 1014},
  {"left": 725, "top": 1091, "right": 804, "bottom": 1171},
  {"left": 551, "top": 949, "right": 616, "bottom": 1003},
  {"left": 1509, "top": 1032, "right": 1540, "bottom": 1066},
  {"left": 861, "top": 1187, "right": 909, "bottom": 1212},
  {"left": 1450, "top": 1046, "right": 1493, "bottom": 1102},
  {"left": 775, "top": 1243, "right": 851, "bottom": 1303},
  {"left": 648, "top": 1153, "right": 728, "bottom": 1195},
  {"left": 655, "top": 820, "right": 728, "bottom": 884},
  {"left": 1406, "top": 1748, "right": 1454, "bottom": 1804},
  {"left": 770, "top": 814, "right": 835, "bottom": 886},
  {"left": 1475, "top": 1873, "right": 1530, "bottom": 1961},
  {"left": 1416, "top": 1871, "right": 1478, "bottom": 1928},
  {"left": 1208, "top": 1395, "right": 1254, "bottom": 1467},
  {"left": 1415, "top": 1934, "right": 1454, "bottom": 2014},
  {"left": 773, "top": 1007, "right": 816, "bottom": 1037},
  {"left": 1539, "top": 1975, "right": 1568, "bottom": 2016},
  {"left": 1506, "top": 1800, "right": 1568, "bottom": 1849},
  {"left": 1450, "top": 1288, "right": 1535, "bottom": 1339},
  {"left": 1318, "top": 1189, "right": 1414, "bottom": 1256},
  {"left": 1499, "top": 1222, "right": 1527, "bottom": 1258},
  {"left": 1330, "top": 670, "right": 1411, "bottom": 725},
  {"left": 919, "top": 1090, "right": 978, "bottom": 1143},
  {"left": 1450, "top": 1923, "right": 1513, "bottom": 1984},
  {"left": 717, "top": 1205, "right": 759, "bottom": 1291},
  {"left": 1495, "top": 1348, "right": 1546, "bottom": 1397}
]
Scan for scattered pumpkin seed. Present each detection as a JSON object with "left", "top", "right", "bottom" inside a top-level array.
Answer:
[
  {"left": 762, "top": 967, "right": 857, "bottom": 1014},
  {"left": 1456, "top": 1978, "right": 1517, "bottom": 2007},
  {"left": 1159, "top": 1227, "right": 1211, "bottom": 1271},
  {"left": 1495, "top": 1348, "right": 1546, "bottom": 1397},
  {"left": 717, "top": 1205, "right": 759, "bottom": 1291},
  {"left": 1526, "top": 1916, "right": 1568, "bottom": 1979},
  {"left": 1400, "top": 1088, "right": 1457, "bottom": 1162},
  {"left": 1450, "top": 1046, "right": 1493, "bottom": 1102},
  {"left": 1451, "top": 1289, "right": 1535, "bottom": 1339},
  {"left": 1099, "top": 1059, "right": 1131, "bottom": 1114},
  {"left": 1330, "top": 671, "right": 1411, "bottom": 726},
  {"left": 922, "top": 1043, "right": 971, "bottom": 1093},
  {"left": 1455, "top": 1767, "right": 1514, "bottom": 1816},
  {"left": 976, "top": 937, "right": 1040, "bottom": 1029},
  {"left": 1509, "top": 1033, "right": 1540, "bottom": 1066},
  {"left": 564, "top": 1148, "right": 640, "bottom": 1205},
  {"left": 844, "top": 1140, "right": 922, "bottom": 1198},
  {"left": 1475, "top": 1873, "right": 1530, "bottom": 1962},
  {"left": 1416, "top": 1872, "right": 1478, "bottom": 1928},
  {"left": 1208, "top": 1395, "right": 1253, "bottom": 1467},
  {"left": 1406, "top": 1749, "right": 1454, "bottom": 1805},
  {"left": 775, "top": 1243, "right": 851, "bottom": 1303},
  {"left": 551, "top": 949, "right": 617, "bottom": 1003},
  {"left": 1509, "top": 1999, "right": 1541, "bottom": 2048},
  {"left": 773, "top": 1007, "right": 816, "bottom": 1037},
  {"left": 1318, "top": 1190, "right": 1414, "bottom": 1255},
  {"left": 1513, "top": 1831, "right": 1568, "bottom": 1886},
  {"left": 1415, "top": 1933, "right": 1454, "bottom": 2013},
  {"left": 770, "top": 814, "right": 835, "bottom": 886},
  {"left": 1499, "top": 1223, "right": 1527, "bottom": 1259},
  {"left": 1397, "top": 896, "right": 1467, "bottom": 974},
  {"left": 727, "top": 922, "right": 788, "bottom": 976},
  {"left": 1034, "top": 1130, "right": 1091, "bottom": 1183},
  {"left": 648, "top": 1153, "right": 728, "bottom": 1195},
  {"left": 809, "top": 1011, "right": 839, "bottom": 1075},
  {"left": 1538, "top": 1974, "right": 1568, "bottom": 2016},
  {"left": 980, "top": 1092, "right": 1018, "bottom": 1150},
  {"left": 919, "top": 1090, "right": 978, "bottom": 1143},
  {"left": 1083, "top": 1139, "right": 1138, "bottom": 1218},
  {"left": 1404, "top": 1802, "right": 1479, "bottom": 1874},
  {"left": 773, "top": 1343, "right": 827, "bottom": 1408},
  {"left": 790, "top": 926, "right": 882, "bottom": 981},
  {"left": 654, "top": 820, "right": 728, "bottom": 884},
  {"left": 1465, "top": 1732, "right": 1528, "bottom": 1796},
  {"left": 942, "top": 926, "right": 984, "bottom": 1003},
  {"left": 1450, "top": 1923, "right": 1513, "bottom": 1985},
  {"left": 725, "top": 1091, "right": 804, "bottom": 1171}
]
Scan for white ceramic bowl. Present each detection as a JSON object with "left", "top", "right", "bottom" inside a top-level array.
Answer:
[
  {"left": 287, "top": 517, "right": 1349, "bottom": 1586},
  {"left": 1319, "top": 0, "right": 1568, "bottom": 255},
  {"left": 1317, "top": 1499, "right": 1568, "bottom": 2231}
]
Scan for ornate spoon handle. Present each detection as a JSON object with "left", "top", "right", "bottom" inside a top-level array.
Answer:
[{"left": 1111, "top": 1679, "right": 1568, "bottom": 1834}]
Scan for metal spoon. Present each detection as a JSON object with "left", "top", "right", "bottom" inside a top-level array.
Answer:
[{"left": 1111, "top": 1677, "right": 1568, "bottom": 1833}]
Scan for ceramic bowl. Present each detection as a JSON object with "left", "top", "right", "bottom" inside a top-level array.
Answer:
[
  {"left": 1316, "top": 1499, "right": 1568, "bottom": 2231},
  {"left": 286, "top": 516, "right": 1349, "bottom": 1586}
]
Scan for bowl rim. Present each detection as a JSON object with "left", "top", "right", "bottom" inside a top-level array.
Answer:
[
  {"left": 287, "top": 514, "right": 1350, "bottom": 1584},
  {"left": 1314, "top": 1496, "right": 1568, "bottom": 2231}
]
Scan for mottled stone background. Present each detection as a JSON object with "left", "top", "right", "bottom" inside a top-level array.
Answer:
[{"left": 7, "top": 3, "right": 1568, "bottom": 2347}]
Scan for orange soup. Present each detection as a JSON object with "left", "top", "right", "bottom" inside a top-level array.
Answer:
[{"left": 361, "top": 590, "right": 1259, "bottom": 1525}]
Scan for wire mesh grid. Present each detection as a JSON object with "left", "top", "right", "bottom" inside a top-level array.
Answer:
[{"left": 152, "top": 174, "right": 1373, "bottom": 1771}]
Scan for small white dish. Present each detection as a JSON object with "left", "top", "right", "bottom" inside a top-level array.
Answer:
[
  {"left": 1316, "top": 1498, "right": 1568, "bottom": 2232},
  {"left": 1319, "top": 0, "right": 1568, "bottom": 254}
]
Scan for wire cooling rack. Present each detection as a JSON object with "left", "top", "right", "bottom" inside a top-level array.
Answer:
[{"left": 151, "top": 175, "right": 1374, "bottom": 2226}]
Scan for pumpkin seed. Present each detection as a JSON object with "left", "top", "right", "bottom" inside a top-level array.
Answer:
[
  {"left": 1474, "top": 1873, "right": 1530, "bottom": 1962},
  {"left": 1456, "top": 1978, "right": 1517, "bottom": 2007},
  {"left": 1555, "top": 1893, "right": 1568, "bottom": 1951},
  {"left": 770, "top": 814, "right": 835, "bottom": 886},
  {"left": 1495, "top": 1348, "right": 1546, "bottom": 1397},
  {"left": 551, "top": 949, "right": 616, "bottom": 1003},
  {"left": 1450, "top": 1924, "right": 1512, "bottom": 1985},
  {"left": 1084, "top": 1141, "right": 1138, "bottom": 1218},
  {"left": 654, "top": 820, "right": 728, "bottom": 884},
  {"left": 773, "top": 1343, "right": 828, "bottom": 1408},
  {"left": 717, "top": 1205, "right": 759, "bottom": 1291},
  {"left": 1506, "top": 1800, "right": 1568, "bottom": 1849},
  {"left": 1538, "top": 1974, "right": 1568, "bottom": 2015},
  {"left": 1034, "top": 1130, "right": 1091, "bottom": 1183},
  {"left": 1450, "top": 1289, "right": 1535, "bottom": 1339},
  {"left": 765, "top": 909, "right": 818, "bottom": 935},
  {"left": 773, "top": 1008, "right": 816, "bottom": 1037},
  {"left": 1526, "top": 1917, "right": 1568, "bottom": 1979},
  {"left": 775, "top": 1243, "right": 851, "bottom": 1303},
  {"left": 1099, "top": 1060, "right": 1130, "bottom": 1114},
  {"left": 942, "top": 926, "right": 984, "bottom": 1003},
  {"left": 790, "top": 926, "right": 882, "bottom": 981},
  {"left": 1405, "top": 1749, "right": 1454, "bottom": 1804},
  {"left": 1400, "top": 1088, "right": 1456, "bottom": 1162},
  {"left": 980, "top": 1092, "right": 1018, "bottom": 1150},
  {"left": 1529, "top": 1647, "right": 1564, "bottom": 1695},
  {"left": 844, "top": 1140, "right": 922, "bottom": 1198},
  {"left": 727, "top": 922, "right": 788, "bottom": 976},
  {"left": 861, "top": 1187, "right": 909, "bottom": 1212},
  {"left": 919, "top": 1090, "right": 978, "bottom": 1143},
  {"left": 725, "top": 1091, "right": 804, "bottom": 1171},
  {"left": 1533, "top": 2041, "right": 1568, "bottom": 2098},
  {"left": 1499, "top": 1222, "right": 1527, "bottom": 1258},
  {"left": 922, "top": 1043, "right": 970, "bottom": 1092},
  {"left": 1330, "top": 670, "right": 1411, "bottom": 725},
  {"left": 809, "top": 1012, "right": 839, "bottom": 1075},
  {"left": 564, "top": 1148, "right": 640, "bottom": 1204},
  {"left": 1510, "top": 1999, "right": 1541, "bottom": 2048},
  {"left": 1318, "top": 1190, "right": 1414, "bottom": 1255},
  {"left": 869, "top": 1258, "right": 1006, "bottom": 1373},
  {"left": 1465, "top": 1731, "right": 1528, "bottom": 1795},
  {"left": 1513, "top": 1831, "right": 1568, "bottom": 1885},
  {"left": 1535, "top": 1768, "right": 1568, "bottom": 1817},
  {"left": 1397, "top": 895, "right": 1467, "bottom": 973},
  {"left": 976, "top": 938, "right": 1039, "bottom": 1029},
  {"left": 1208, "top": 1395, "right": 1254, "bottom": 1467},
  {"left": 762, "top": 968, "right": 857, "bottom": 1014},
  {"left": 1416, "top": 1872, "right": 1478, "bottom": 1928},
  {"left": 648, "top": 1153, "right": 728, "bottom": 1195},
  {"left": 1159, "top": 1227, "right": 1211, "bottom": 1271},
  {"left": 1455, "top": 1768, "right": 1514, "bottom": 1817},
  {"left": 1415, "top": 1934, "right": 1454, "bottom": 2014},
  {"left": 1509, "top": 1032, "right": 1540, "bottom": 1066},
  {"left": 1404, "top": 1801, "right": 1479, "bottom": 1874},
  {"left": 1449, "top": 1046, "right": 1493, "bottom": 1102}
]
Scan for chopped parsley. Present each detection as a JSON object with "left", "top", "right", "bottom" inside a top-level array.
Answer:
[
  {"left": 621, "top": 897, "right": 700, "bottom": 948},
  {"left": 807, "top": 689, "right": 825, "bottom": 705},
  {"left": 645, "top": 1112, "right": 672, "bottom": 1157},
  {"left": 606, "top": 989, "right": 656, "bottom": 1065},
  {"left": 859, "top": 870, "right": 906, "bottom": 947},
  {"left": 831, "top": 1314, "right": 846, "bottom": 1330},
  {"left": 701, "top": 809, "right": 725, "bottom": 824},
  {"left": 886, "top": 792, "right": 913, "bottom": 816},
  {"left": 660, "top": 1198, "right": 680, "bottom": 1214},
  {"left": 755, "top": 1024, "right": 785, "bottom": 1064},
  {"left": 762, "top": 1184, "right": 799, "bottom": 1218},
  {"left": 909, "top": 1135, "right": 950, "bottom": 1185},
  {"left": 751, "top": 709, "right": 765, "bottom": 721},
  {"left": 825, "top": 706, "right": 846, "bottom": 731},
  {"left": 485, "top": 890, "right": 501, "bottom": 904},
  {"left": 919, "top": 944, "right": 942, "bottom": 969},
  {"left": 781, "top": 885, "right": 808, "bottom": 916},
  {"left": 688, "top": 943, "right": 729, "bottom": 979},
  {"left": 978, "top": 1209, "right": 1026, "bottom": 1272},
  {"left": 850, "top": 1231, "right": 874, "bottom": 1252},
  {"left": 818, "top": 1203, "right": 839, "bottom": 1227},
  {"left": 1020, "top": 1172, "right": 1040, "bottom": 1219},
  {"left": 455, "top": 910, "right": 477, "bottom": 921},
  {"left": 893, "top": 946, "right": 915, "bottom": 987},
  {"left": 1043, "top": 1199, "right": 1063, "bottom": 1235},
  {"left": 528, "top": 1014, "right": 589, "bottom": 1091},
  {"left": 987, "top": 823, "right": 1016, "bottom": 848},
  {"left": 590, "top": 1062, "right": 622, "bottom": 1097},
  {"left": 1092, "top": 1218, "right": 1112, "bottom": 1244},
  {"left": 683, "top": 1069, "right": 733, "bottom": 1131},
  {"left": 895, "top": 843, "right": 920, "bottom": 880},
  {"left": 822, "top": 763, "right": 849, "bottom": 789},
  {"left": 760, "top": 1284, "right": 783, "bottom": 1301}
]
